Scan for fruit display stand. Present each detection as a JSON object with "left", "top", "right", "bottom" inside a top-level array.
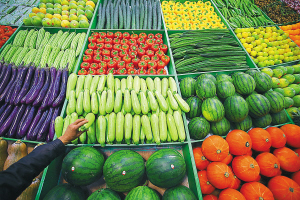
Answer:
[{"left": 0, "top": 25, "right": 21, "bottom": 52}]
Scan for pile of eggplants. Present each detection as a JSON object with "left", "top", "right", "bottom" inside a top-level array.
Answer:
[{"left": 0, "top": 61, "right": 69, "bottom": 142}]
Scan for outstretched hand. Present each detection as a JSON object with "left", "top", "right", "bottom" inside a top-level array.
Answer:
[{"left": 58, "top": 119, "right": 88, "bottom": 145}]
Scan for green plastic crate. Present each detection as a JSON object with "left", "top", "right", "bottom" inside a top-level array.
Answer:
[{"left": 0, "top": 25, "right": 21, "bottom": 52}]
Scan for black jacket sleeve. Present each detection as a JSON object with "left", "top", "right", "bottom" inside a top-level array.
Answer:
[{"left": 0, "top": 139, "right": 66, "bottom": 200}]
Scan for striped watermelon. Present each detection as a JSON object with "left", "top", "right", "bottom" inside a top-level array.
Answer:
[
  {"left": 233, "top": 73, "right": 256, "bottom": 95},
  {"left": 188, "top": 117, "right": 210, "bottom": 140},
  {"left": 146, "top": 149, "right": 186, "bottom": 188},
  {"left": 61, "top": 147, "right": 105, "bottom": 186},
  {"left": 271, "top": 110, "right": 288, "bottom": 125},
  {"left": 231, "top": 72, "right": 245, "bottom": 79},
  {"left": 274, "top": 88, "right": 284, "bottom": 96},
  {"left": 286, "top": 107, "right": 300, "bottom": 119},
  {"left": 284, "top": 97, "right": 294, "bottom": 108},
  {"left": 44, "top": 184, "right": 86, "bottom": 200},
  {"left": 162, "top": 185, "right": 197, "bottom": 200},
  {"left": 246, "top": 94, "right": 271, "bottom": 118},
  {"left": 233, "top": 115, "right": 253, "bottom": 132},
  {"left": 197, "top": 74, "right": 217, "bottom": 84},
  {"left": 196, "top": 79, "right": 216, "bottom": 100},
  {"left": 179, "top": 77, "right": 196, "bottom": 98},
  {"left": 224, "top": 96, "right": 249, "bottom": 122},
  {"left": 293, "top": 95, "right": 300, "bottom": 107},
  {"left": 252, "top": 113, "right": 272, "bottom": 128},
  {"left": 264, "top": 91, "right": 285, "bottom": 113},
  {"left": 202, "top": 98, "right": 225, "bottom": 122},
  {"left": 103, "top": 150, "right": 145, "bottom": 192},
  {"left": 246, "top": 69, "right": 259, "bottom": 76},
  {"left": 210, "top": 117, "right": 230, "bottom": 136},
  {"left": 216, "top": 81, "right": 235, "bottom": 99},
  {"left": 216, "top": 74, "right": 233, "bottom": 83},
  {"left": 254, "top": 72, "right": 272, "bottom": 93},
  {"left": 87, "top": 189, "right": 121, "bottom": 200},
  {"left": 125, "top": 186, "right": 160, "bottom": 200},
  {"left": 186, "top": 97, "right": 202, "bottom": 119}
]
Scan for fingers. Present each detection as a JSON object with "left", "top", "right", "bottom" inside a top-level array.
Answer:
[
  {"left": 73, "top": 119, "right": 89, "bottom": 129},
  {"left": 72, "top": 118, "right": 86, "bottom": 125}
]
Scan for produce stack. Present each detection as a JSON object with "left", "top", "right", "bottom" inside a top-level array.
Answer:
[
  {"left": 0, "top": 26, "right": 17, "bottom": 49},
  {"left": 0, "top": 28, "right": 86, "bottom": 72},
  {"left": 194, "top": 124, "right": 300, "bottom": 199},
  {"left": 280, "top": 22, "right": 300, "bottom": 46},
  {"left": 55, "top": 73, "right": 189, "bottom": 145}
]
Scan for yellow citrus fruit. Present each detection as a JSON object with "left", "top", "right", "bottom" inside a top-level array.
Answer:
[
  {"left": 29, "top": 13, "right": 36, "bottom": 17},
  {"left": 39, "top": 8, "right": 46, "bottom": 14},
  {"left": 32, "top": 7, "right": 39, "bottom": 13}
]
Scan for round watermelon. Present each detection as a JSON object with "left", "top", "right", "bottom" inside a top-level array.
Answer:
[
  {"left": 188, "top": 117, "right": 210, "bottom": 140},
  {"left": 224, "top": 96, "right": 249, "bottom": 122},
  {"left": 202, "top": 98, "right": 225, "bottom": 122},
  {"left": 196, "top": 78, "right": 216, "bottom": 100},
  {"left": 210, "top": 117, "right": 230, "bottom": 136},
  {"left": 186, "top": 96, "right": 202, "bottom": 119},
  {"left": 231, "top": 72, "right": 245, "bottom": 79},
  {"left": 293, "top": 95, "right": 300, "bottom": 107},
  {"left": 125, "top": 186, "right": 160, "bottom": 200},
  {"left": 286, "top": 107, "right": 300, "bottom": 119},
  {"left": 233, "top": 115, "right": 253, "bottom": 132},
  {"left": 271, "top": 110, "right": 288, "bottom": 125},
  {"left": 274, "top": 88, "right": 284, "bottom": 96},
  {"left": 179, "top": 77, "right": 196, "bottom": 98},
  {"left": 252, "top": 114, "right": 272, "bottom": 128},
  {"left": 216, "top": 74, "right": 233, "bottom": 83},
  {"left": 43, "top": 184, "right": 86, "bottom": 200},
  {"left": 197, "top": 74, "right": 217, "bottom": 83},
  {"left": 162, "top": 185, "right": 197, "bottom": 200},
  {"left": 246, "top": 94, "right": 271, "bottom": 118},
  {"left": 284, "top": 97, "right": 294, "bottom": 108},
  {"left": 61, "top": 147, "right": 105, "bottom": 186},
  {"left": 146, "top": 149, "right": 186, "bottom": 188},
  {"left": 245, "top": 69, "right": 259, "bottom": 76},
  {"left": 216, "top": 81, "right": 235, "bottom": 99},
  {"left": 233, "top": 73, "right": 256, "bottom": 95},
  {"left": 87, "top": 189, "right": 121, "bottom": 200},
  {"left": 286, "top": 66, "right": 295, "bottom": 74},
  {"left": 103, "top": 150, "right": 145, "bottom": 192},
  {"left": 264, "top": 91, "right": 285, "bottom": 113},
  {"left": 293, "top": 74, "right": 300, "bottom": 84},
  {"left": 253, "top": 72, "right": 272, "bottom": 93}
]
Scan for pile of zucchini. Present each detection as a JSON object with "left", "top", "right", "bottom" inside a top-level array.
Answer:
[
  {"left": 97, "top": 0, "right": 162, "bottom": 29},
  {"left": 55, "top": 74, "right": 190, "bottom": 146},
  {"left": 170, "top": 29, "right": 249, "bottom": 74}
]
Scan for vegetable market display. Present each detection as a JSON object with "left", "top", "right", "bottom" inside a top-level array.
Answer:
[
  {"left": 280, "top": 22, "right": 300, "bottom": 46},
  {"left": 282, "top": 0, "right": 300, "bottom": 15},
  {"left": 194, "top": 124, "right": 300, "bottom": 199},
  {"left": 215, "top": 0, "right": 274, "bottom": 28},
  {"left": 23, "top": 0, "right": 97, "bottom": 28},
  {"left": 96, "top": 0, "right": 162, "bottom": 29},
  {"left": 162, "top": 0, "right": 227, "bottom": 30},
  {"left": 0, "top": 26, "right": 17, "bottom": 49},
  {"left": 79, "top": 31, "right": 170, "bottom": 75}
]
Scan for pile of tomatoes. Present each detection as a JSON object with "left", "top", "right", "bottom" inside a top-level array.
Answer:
[
  {"left": 79, "top": 31, "right": 171, "bottom": 75},
  {"left": 0, "top": 26, "right": 16, "bottom": 49}
]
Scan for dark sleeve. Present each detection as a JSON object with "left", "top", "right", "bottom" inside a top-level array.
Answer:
[{"left": 0, "top": 139, "right": 66, "bottom": 200}]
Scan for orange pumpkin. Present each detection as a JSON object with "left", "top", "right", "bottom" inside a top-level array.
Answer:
[
  {"left": 219, "top": 188, "right": 246, "bottom": 200},
  {"left": 273, "top": 147, "right": 300, "bottom": 172},
  {"left": 254, "top": 174, "right": 261, "bottom": 182},
  {"left": 268, "top": 176, "right": 300, "bottom": 200},
  {"left": 203, "top": 194, "right": 218, "bottom": 200},
  {"left": 240, "top": 182, "right": 274, "bottom": 200},
  {"left": 202, "top": 135, "right": 229, "bottom": 161},
  {"left": 245, "top": 149, "right": 253, "bottom": 156},
  {"left": 193, "top": 147, "right": 210, "bottom": 170},
  {"left": 280, "top": 124, "right": 300, "bottom": 148},
  {"left": 266, "top": 127, "right": 286, "bottom": 148},
  {"left": 232, "top": 155, "right": 260, "bottom": 182},
  {"left": 276, "top": 170, "right": 282, "bottom": 176},
  {"left": 198, "top": 170, "right": 215, "bottom": 195},
  {"left": 221, "top": 153, "right": 233, "bottom": 165},
  {"left": 206, "top": 162, "right": 233, "bottom": 189},
  {"left": 294, "top": 149, "right": 300, "bottom": 155},
  {"left": 228, "top": 174, "right": 241, "bottom": 190},
  {"left": 226, "top": 130, "right": 252, "bottom": 155},
  {"left": 292, "top": 171, "right": 300, "bottom": 186},
  {"left": 248, "top": 128, "right": 272, "bottom": 151},
  {"left": 255, "top": 152, "right": 281, "bottom": 177}
]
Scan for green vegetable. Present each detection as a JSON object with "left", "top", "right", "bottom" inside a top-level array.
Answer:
[
  {"left": 90, "top": 76, "right": 100, "bottom": 95},
  {"left": 76, "top": 75, "right": 85, "bottom": 98},
  {"left": 147, "top": 90, "right": 158, "bottom": 111},
  {"left": 97, "top": 75, "right": 107, "bottom": 92},
  {"left": 166, "top": 113, "right": 178, "bottom": 141},
  {"left": 97, "top": 115, "right": 106, "bottom": 147},
  {"left": 159, "top": 111, "right": 167, "bottom": 142},
  {"left": 141, "top": 115, "right": 153, "bottom": 142},
  {"left": 150, "top": 113, "right": 160, "bottom": 144},
  {"left": 76, "top": 91, "right": 84, "bottom": 116},
  {"left": 79, "top": 113, "right": 95, "bottom": 132},
  {"left": 107, "top": 112, "right": 116, "bottom": 144},
  {"left": 132, "top": 115, "right": 140, "bottom": 144},
  {"left": 116, "top": 112, "right": 125, "bottom": 144},
  {"left": 106, "top": 89, "right": 114, "bottom": 114},
  {"left": 87, "top": 121, "right": 96, "bottom": 144},
  {"left": 131, "top": 90, "right": 141, "bottom": 114},
  {"left": 54, "top": 116, "right": 64, "bottom": 138},
  {"left": 91, "top": 92, "right": 99, "bottom": 115},
  {"left": 83, "top": 89, "right": 91, "bottom": 113},
  {"left": 114, "top": 89, "right": 122, "bottom": 113},
  {"left": 124, "top": 89, "right": 132, "bottom": 113},
  {"left": 124, "top": 113, "right": 132, "bottom": 145},
  {"left": 66, "top": 73, "right": 78, "bottom": 100}
]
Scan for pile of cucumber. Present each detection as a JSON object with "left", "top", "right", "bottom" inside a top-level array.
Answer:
[{"left": 54, "top": 74, "right": 190, "bottom": 146}]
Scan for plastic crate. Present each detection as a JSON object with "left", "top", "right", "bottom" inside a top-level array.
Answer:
[{"left": 0, "top": 25, "right": 21, "bottom": 52}]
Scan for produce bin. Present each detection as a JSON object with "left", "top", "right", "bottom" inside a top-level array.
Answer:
[
  {"left": 0, "top": 25, "right": 21, "bottom": 52},
  {"left": 35, "top": 143, "right": 202, "bottom": 200}
]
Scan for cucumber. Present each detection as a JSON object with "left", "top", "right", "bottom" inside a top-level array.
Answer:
[
  {"left": 114, "top": 78, "right": 121, "bottom": 93},
  {"left": 147, "top": 90, "right": 158, "bottom": 111},
  {"left": 83, "top": 89, "right": 91, "bottom": 113},
  {"left": 167, "top": 89, "right": 179, "bottom": 110},
  {"left": 62, "top": 115, "right": 70, "bottom": 137},
  {"left": 131, "top": 90, "right": 141, "bottom": 114},
  {"left": 174, "top": 93, "right": 190, "bottom": 113},
  {"left": 146, "top": 77, "right": 154, "bottom": 91},
  {"left": 107, "top": 112, "right": 116, "bottom": 144},
  {"left": 132, "top": 115, "right": 140, "bottom": 144},
  {"left": 139, "top": 3, "right": 144, "bottom": 29},
  {"left": 90, "top": 76, "right": 100, "bottom": 95},
  {"left": 126, "top": 2, "right": 131, "bottom": 29},
  {"left": 140, "top": 78, "right": 147, "bottom": 93},
  {"left": 173, "top": 111, "right": 186, "bottom": 142},
  {"left": 136, "top": 3, "right": 139, "bottom": 29},
  {"left": 169, "top": 77, "right": 177, "bottom": 93},
  {"left": 106, "top": 89, "right": 114, "bottom": 114},
  {"left": 87, "top": 122, "right": 96, "bottom": 144},
  {"left": 97, "top": 116, "right": 106, "bottom": 147},
  {"left": 148, "top": 1, "right": 152, "bottom": 29},
  {"left": 110, "top": 2, "right": 114, "bottom": 29},
  {"left": 68, "top": 90, "right": 76, "bottom": 114},
  {"left": 76, "top": 91, "right": 84, "bottom": 115},
  {"left": 107, "top": 73, "right": 114, "bottom": 93},
  {"left": 151, "top": 113, "right": 160, "bottom": 144},
  {"left": 116, "top": 112, "right": 124, "bottom": 144},
  {"left": 133, "top": 76, "right": 140, "bottom": 93},
  {"left": 54, "top": 116, "right": 64, "bottom": 138},
  {"left": 154, "top": 77, "right": 161, "bottom": 94},
  {"left": 84, "top": 74, "right": 93, "bottom": 90},
  {"left": 124, "top": 89, "right": 131, "bottom": 113},
  {"left": 141, "top": 115, "right": 153, "bottom": 142},
  {"left": 99, "top": 90, "right": 107, "bottom": 116},
  {"left": 140, "top": 91, "right": 149, "bottom": 115},
  {"left": 124, "top": 113, "right": 132, "bottom": 145},
  {"left": 143, "top": 3, "right": 147, "bottom": 29},
  {"left": 131, "top": 5, "right": 136, "bottom": 29},
  {"left": 114, "top": 4, "right": 119, "bottom": 29},
  {"left": 166, "top": 113, "right": 178, "bottom": 142},
  {"left": 97, "top": 75, "right": 106, "bottom": 92},
  {"left": 152, "top": 1, "right": 157, "bottom": 29},
  {"left": 76, "top": 75, "right": 85, "bottom": 99},
  {"left": 106, "top": 3, "right": 111, "bottom": 29},
  {"left": 127, "top": 75, "right": 133, "bottom": 90},
  {"left": 159, "top": 111, "right": 167, "bottom": 142},
  {"left": 161, "top": 78, "right": 168, "bottom": 98},
  {"left": 140, "top": 124, "right": 145, "bottom": 144},
  {"left": 114, "top": 89, "right": 122, "bottom": 113},
  {"left": 121, "top": 78, "right": 127, "bottom": 94},
  {"left": 157, "top": 1, "right": 162, "bottom": 29},
  {"left": 91, "top": 92, "right": 99, "bottom": 115},
  {"left": 119, "top": 5, "right": 123, "bottom": 29}
]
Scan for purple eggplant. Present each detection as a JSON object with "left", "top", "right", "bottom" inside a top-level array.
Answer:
[
  {"left": 16, "top": 105, "right": 32, "bottom": 139},
  {"left": 37, "top": 107, "right": 54, "bottom": 141},
  {"left": 0, "top": 62, "right": 3, "bottom": 76},
  {"left": 19, "top": 106, "right": 36, "bottom": 139},
  {"left": 0, "top": 64, "right": 12, "bottom": 94},
  {"left": 0, "top": 66, "right": 17, "bottom": 102},
  {"left": 26, "top": 109, "right": 43, "bottom": 140},
  {"left": 40, "top": 67, "right": 56, "bottom": 110},
  {"left": 47, "top": 107, "right": 60, "bottom": 142},
  {"left": 30, "top": 109, "right": 49, "bottom": 141},
  {"left": 33, "top": 68, "right": 50, "bottom": 107},
  {"left": 10, "top": 66, "right": 28, "bottom": 105},
  {"left": 52, "top": 67, "right": 68, "bottom": 107},
  {"left": 0, "top": 103, "right": 8, "bottom": 117},
  {"left": 0, "top": 105, "right": 20, "bottom": 136},
  {"left": 14, "top": 65, "right": 35, "bottom": 105},
  {"left": 48, "top": 68, "right": 62, "bottom": 107},
  {"left": 0, "top": 104, "right": 13, "bottom": 127},
  {"left": 0, "top": 64, "right": 7, "bottom": 82},
  {"left": 26, "top": 68, "right": 46, "bottom": 105},
  {"left": 5, "top": 67, "right": 23, "bottom": 103},
  {"left": 21, "top": 67, "right": 40, "bottom": 104},
  {"left": 6, "top": 104, "right": 27, "bottom": 138}
]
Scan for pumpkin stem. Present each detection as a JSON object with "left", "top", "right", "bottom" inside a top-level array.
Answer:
[
  {"left": 266, "top": 138, "right": 269, "bottom": 142},
  {"left": 274, "top": 163, "right": 278, "bottom": 168},
  {"left": 245, "top": 141, "right": 250, "bottom": 147},
  {"left": 224, "top": 172, "right": 229, "bottom": 178},
  {"left": 282, "top": 133, "right": 286, "bottom": 138},
  {"left": 206, "top": 181, "right": 211, "bottom": 185},
  {"left": 216, "top": 149, "right": 221, "bottom": 154},
  {"left": 289, "top": 187, "right": 294, "bottom": 193},
  {"left": 250, "top": 164, "right": 254, "bottom": 168},
  {"left": 259, "top": 198, "right": 264, "bottom": 200},
  {"left": 201, "top": 156, "right": 206, "bottom": 161}
]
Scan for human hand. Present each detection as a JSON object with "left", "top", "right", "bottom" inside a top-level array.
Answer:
[{"left": 58, "top": 119, "right": 88, "bottom": 145}]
